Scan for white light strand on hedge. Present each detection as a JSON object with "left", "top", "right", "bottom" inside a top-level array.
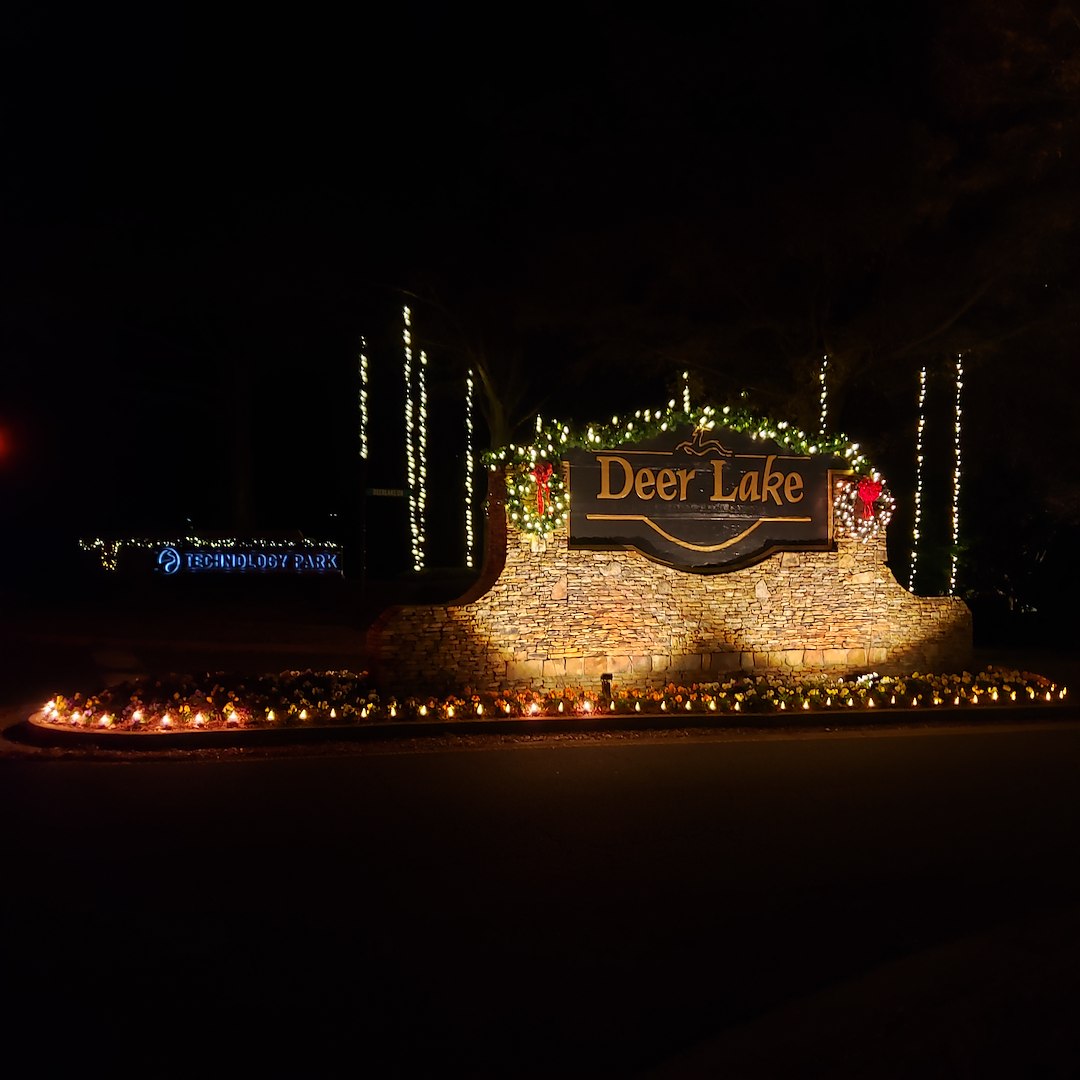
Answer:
[
  {"left": 950, "top": 355, "right": 963, "bottom": 595},
  {"left": 79, "top": 535, "right": 340, "bottom": 572},
  {"left": 417, "top": 348, "right": 428, "bottom": 571},
  {"left": 403, "top": 306, "right": 421, "bottom": 571},
  {"left": 358, "top": 337, "right": 369, "bottom": 460},
  {"left": 682, "top": 370, "right": 690, "bottom": 414},
  {"left": 909, "top": 365, "right": 926, "bottom": 592},
  {"left": 465, "top": 368, "right": 475, "bottom": 568},
  {"left": 819, "top": 355, "right": 828, "bottom": 436}
]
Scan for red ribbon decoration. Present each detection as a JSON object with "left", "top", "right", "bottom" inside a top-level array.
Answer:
[
  {"left": 531, "top": 462, "right": 554, "bottom": 515},
  {"left": 856, "top": 477, "right": 883, "bottom": 519}
]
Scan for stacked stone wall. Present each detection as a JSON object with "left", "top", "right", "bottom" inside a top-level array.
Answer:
[{"left": 367, "top": 483, "right": 973, "bottom": 694}]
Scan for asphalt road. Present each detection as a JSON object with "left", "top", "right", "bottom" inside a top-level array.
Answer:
[{"left": 3, "top": 723, "right": 1079, "bottom": 1076}]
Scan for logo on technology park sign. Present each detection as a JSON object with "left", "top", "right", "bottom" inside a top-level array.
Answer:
[
  {"left": 154, "top": 545, "right": 342, "bottom": 575},
  {"left": 566, "top": 425, "right": 849, "bottom": 572}
]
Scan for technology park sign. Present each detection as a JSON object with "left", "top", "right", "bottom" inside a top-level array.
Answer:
[
  {"left": 566, "top": 424, "right": 849, "bottom": 572},
  {"left": 154, "top": 544, "right": 342, "bottom": 576}
]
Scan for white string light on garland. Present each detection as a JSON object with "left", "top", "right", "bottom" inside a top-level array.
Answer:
[
  {"left": 819, "top": 355, "right": 829, "bottom": 436},
  {"left": 403, "top": 306, "right": 421, "bottom": 571},
  {"left": 909, "top": 366, "right": 926, "bottom": 592},
  {"left": 79, "top": 535, "right": 341, "bottom": 572},
  {"left": 358, "top": 336, "right": 369, "bottom": 460},
  {"left": 464, "top": 368, "right": 475, "bottom": 568},
  {"left": 950, "top": 354, "right": 963, "bottom": 595}
]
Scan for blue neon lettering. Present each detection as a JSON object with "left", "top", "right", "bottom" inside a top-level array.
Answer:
[{"left": 155, "top": 547, "right": 340, "bottom": 574}]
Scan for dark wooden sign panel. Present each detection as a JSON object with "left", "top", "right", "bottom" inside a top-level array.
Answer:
[{"left": 567, "top": 425, "right": 849, "bottom": 572}]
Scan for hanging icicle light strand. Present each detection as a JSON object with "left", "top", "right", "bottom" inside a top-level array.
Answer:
[
  {"left": 682, "top": 370, "right": 690, "bottom": 414},
  {"left": 403, "top": 306, "right": 421, "bottom": 572},
  {"left": 417, "top": 349, "right": 428, "bottom": 571},
  {"left": 909, "top": 365, "right": 926, "bottom": 592},
  {"left": 950, "top": 354, "right": 963, "bottom": 595},
  {"left": 464, "top": 368, "right": 475, "bottom": 568},
  {"left": 819, "top": 355, "right": 828, "bottom": 437},
  {"left": 358, "top": 337, "right": 369, "bottom": 460}
]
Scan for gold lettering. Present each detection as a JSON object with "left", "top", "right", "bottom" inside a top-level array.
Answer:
[
  {"left": 710, "top": 460, "right": 737, "bottom": 501},
  {"left": 603, "top": 455, "right": 804, "bottom": 506},
  {"left": 655, "top": 468, "right": 679, "bottom": 500},
  {"left": 738, "top": 471, "right": 761, "bottom": 501},
  {"left": 761, "top": 455, "right": 785, "bottom": 505},
  {"left": 634, "top": 468, "right": 657, "bottom": 499},
  {"left": 598, "top": 456, "right": 633, "bottom": 499}
]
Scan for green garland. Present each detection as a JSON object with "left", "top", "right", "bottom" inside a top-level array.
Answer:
[{"left": 482, "top": 403, "right": 875, "bottom": 536}]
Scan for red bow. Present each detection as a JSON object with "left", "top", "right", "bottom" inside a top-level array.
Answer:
[
  {"left": 531, "top": 462, "right": 554, "bottom": 515},
  {"left": 857, "top": 477, "right": 883, "bottom": 519}
]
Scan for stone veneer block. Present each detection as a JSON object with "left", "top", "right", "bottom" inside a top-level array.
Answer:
[
  {"left": 506, "top": 660, "right": 543, "bottom": 682},
  {"left": 583, "top": 656, "right": 610, "bottom": 678},
  {"left": 710, "top": 652, "right": 743, "bottom": 673},
  {"left": 671, "top": 653, "right": 703, "bottom": 673}
]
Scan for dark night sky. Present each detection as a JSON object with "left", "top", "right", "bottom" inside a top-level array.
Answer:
[{"left": 3, "top": 3, "right": 1080, "bottom": 602}]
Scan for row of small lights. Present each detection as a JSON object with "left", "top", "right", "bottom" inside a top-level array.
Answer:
[
  {"left": 819, "top": 354, "right": 829, "bottom": 436},
  {"left": 358, "top": 336, "right": 369, "bottom": 461},
  {"left": 909, "top": 365, "right": 927, "bottom": 591},
  {"left": 465, "top": 368, "right": 476, "bottom": 567},
  {"left": 402, "top": 306, "right": 427, "bottom": 572},
  {"left": 950, "top": 354, "right": 963, "bottom": 596},
  {"left": 418, "top": 348, "right": 429, "bottom": 565},
  {"left": 39, "top": 680, "right": 1068, "bottom": 730},
  {"left": 80, "top": 535, "right": 342, "bottom": 572},
  {"left": 581, "top": 403, "right": 866, "bottom": 462},
  {"left": 402, "top": 308, "right": 416, "bottom": 566}
]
